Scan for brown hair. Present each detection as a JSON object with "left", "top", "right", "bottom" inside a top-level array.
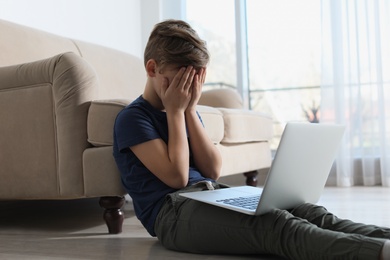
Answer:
[{"left": 144, "top": 19, "right": 209, "bottom": 71}]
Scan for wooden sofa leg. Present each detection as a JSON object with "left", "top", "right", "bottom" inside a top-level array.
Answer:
[
  {"left": 99, "top": 196, "right": 125, "bottom": 234},
  {"left": 244, "top": 171, "right": 258, "bottom": 187}
]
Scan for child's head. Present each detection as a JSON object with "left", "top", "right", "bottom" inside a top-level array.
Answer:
[{"left": 144, "top": 19, "right": 209, "bottom": 72}]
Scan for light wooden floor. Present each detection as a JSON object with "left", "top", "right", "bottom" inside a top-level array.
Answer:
[{"left": 1, "top": 177, "right": 390, "bottom": 260}]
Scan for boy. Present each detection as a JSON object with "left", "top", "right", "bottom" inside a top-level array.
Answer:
[{"left": 113, "top": 19, "right": 390, "bottom": 259}]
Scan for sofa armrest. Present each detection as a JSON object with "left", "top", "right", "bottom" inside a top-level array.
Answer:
[
  {"left": 198, "top": 88, "right": 243, "bottom": 109},
  {"left": 87, "top": 99, "right": 131, "bottom": 146},
  {"left": 0, "top": 52, "right": 98, "bottom": 198}
]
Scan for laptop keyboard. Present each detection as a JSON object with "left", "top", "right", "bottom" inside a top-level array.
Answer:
[{"left": 216, "top": 195, "right": 260, "bottom": 210}]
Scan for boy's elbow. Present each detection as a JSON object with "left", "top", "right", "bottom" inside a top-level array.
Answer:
[
  {"left": 170, "top": 179, "right": 187, "bottom": 189},
  {"left": 210, "top": 159, "right": 222, "bottom": 180},
  {"left": 209, "top": 169, "right": 221, "bottom": 181},
  {"left": 201, "top": 165, "right": 221, "bottom": 181},
  {"left": 168, "top": 171, "right": 188, "bottom": 189}
]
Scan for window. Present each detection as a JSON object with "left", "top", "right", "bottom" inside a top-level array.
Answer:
[
  {"left": 186, "top": 0, "right": 237, "bottom": 90},
  {"left": 186, "top": 0, "right": 321, "bottom": 149}
]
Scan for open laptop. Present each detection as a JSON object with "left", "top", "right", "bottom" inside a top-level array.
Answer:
[{"left": 180, "top": 122, "right": 345, "bottom": 215}]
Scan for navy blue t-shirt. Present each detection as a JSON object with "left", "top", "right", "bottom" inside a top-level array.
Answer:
[{"left": 113, "top": 95, "right": 210, "bottom": 236}]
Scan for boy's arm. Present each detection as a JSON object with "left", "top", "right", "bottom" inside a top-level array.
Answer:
[
  {"left": 185, "top": 110, "right": 222, "bottom": 180},
  {"left": 130, "top": 119, "right": 189, "bottom": 189},
  {"left": 130, "top": 67, "right": 195, "bottom": 189},
  {"left": 185, "top": 68, "right": 222, "bottom": 180}
]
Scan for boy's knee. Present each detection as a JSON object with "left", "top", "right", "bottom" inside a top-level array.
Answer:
[
  {"left": 291, "top": 203, "right": 341, "bottom": 228},
  {"left": 291, "top": 203, "right": 328, "bottom": 217}
]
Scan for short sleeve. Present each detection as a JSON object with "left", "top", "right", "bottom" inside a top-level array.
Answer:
[{"left": 114, "top": 106, "right": 161, "bottom": 153}]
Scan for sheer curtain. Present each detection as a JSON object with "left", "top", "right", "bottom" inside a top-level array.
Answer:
[{"left": 321, "top": 0, "right": 390, "bottom": 186}]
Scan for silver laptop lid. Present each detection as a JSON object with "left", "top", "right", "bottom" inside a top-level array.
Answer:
[{"left": 256, "top": 122, "right": 345, "bottom": 215}]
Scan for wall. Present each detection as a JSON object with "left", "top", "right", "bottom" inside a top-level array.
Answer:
[
  {"left": 139, "top": 0, "right": 186, "bottom": 49},
  {"left": 0, "top": 0, "right": 143, "bottom": 58}
]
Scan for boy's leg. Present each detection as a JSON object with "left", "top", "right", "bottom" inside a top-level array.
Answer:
[
  {"left": 155, "top": 195, "right": 385, "bottom": 260},
  {"left": 291, "top": 203, "right": 390, "bottom": 239}
]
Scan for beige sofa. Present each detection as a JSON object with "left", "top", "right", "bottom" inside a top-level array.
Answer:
[{"left": 0, "top": 19, "right": 273, "bottom": 233}]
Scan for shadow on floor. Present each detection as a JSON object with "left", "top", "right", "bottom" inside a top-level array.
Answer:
[{"left": 0, "top": 198, "right": 135, "bottom": 233}]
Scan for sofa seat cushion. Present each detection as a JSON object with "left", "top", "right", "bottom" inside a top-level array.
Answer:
[
  {"left": 219, "top": 108, "right": 273, "bottom": 144},
  {"left": 87, "top": 99, "right": 131, "bottom": 146},
  {"left": 217, "top": 142, "right": 272, "bottom": 176}
]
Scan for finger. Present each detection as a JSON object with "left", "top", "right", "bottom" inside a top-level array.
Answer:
[
  {"left": 179, "top": 66, "right": 193, "bottom": 90},
  {"left": 160, "top": 77, "right": 169, "bottom": 97},
  {"left": 193, "top": 73, "right": 200, "bottom": 92},
  {"left": 192, "top": 69, "right": 204, "bottom": 89},
  {"left": 201, "top": 68, "right": 207, "bottom": 84},
  {"left": 197, "top": 73, "right": 203, "bottom": 91},
  {"left": 184, "top": 69, "right": 196, "bottom": 92},
  {"left": 188, "top": 80, "right": 193, "bottom": 95},
  {"left": 193, "top": 72, "right": 199, "bottom": 86},
  {"left": 170, "top": 67, "right": 186, "bottom": 88}
]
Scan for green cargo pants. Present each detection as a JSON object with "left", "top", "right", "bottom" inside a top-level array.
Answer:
[{"left": 154, "top": 182, "right": 388, "bottom": 260}]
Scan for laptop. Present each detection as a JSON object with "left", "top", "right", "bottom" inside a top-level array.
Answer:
[{"left": 180, "top": 122, "right": 345, "bottom": 215}]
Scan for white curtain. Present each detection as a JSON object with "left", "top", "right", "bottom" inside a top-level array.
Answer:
[{"left": 321, "top": 0, "right": 390, "bottom": 186}]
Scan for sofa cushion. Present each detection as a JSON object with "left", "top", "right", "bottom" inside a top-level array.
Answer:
[
  {"left": 198, "top": 88, "right": 243, "bottom": 109},
  {"left": 217, "top": 142, "right": 272, "bottom": 176},
  {"left": 73, "top": 40, "right": 146, "bottom": 101},
  {"left": 196, "top": 105, "right": 224, "bottom": 144},
  {"left": 219, "top": 108, "right": 273, "bottom": 144},
  {"left": 0, "top": 20, "right": 80, "bottom": 67},
  {"left": 87, "top": 99, "right": 131, "bottom": 146},
  {"left": 88, "top": 101, "right": 224, "bottom": 147}
]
